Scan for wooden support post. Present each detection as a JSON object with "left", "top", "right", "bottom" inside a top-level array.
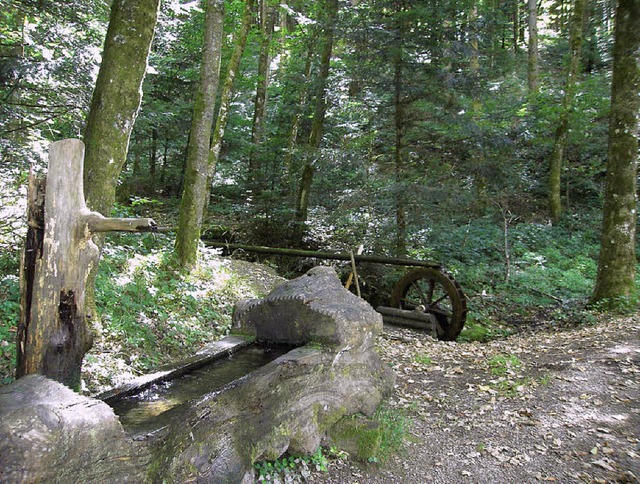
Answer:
[{"left": 17, "top": 139, "right": 156, "bottom": 389}]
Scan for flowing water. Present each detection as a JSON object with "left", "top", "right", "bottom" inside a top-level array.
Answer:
[{"left": 109, "top": 344, "right": 291, "bottom": 437}]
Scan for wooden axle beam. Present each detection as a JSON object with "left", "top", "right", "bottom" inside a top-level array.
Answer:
[{"left": 202, "top": 241, "right": 441, "bottom": 269}]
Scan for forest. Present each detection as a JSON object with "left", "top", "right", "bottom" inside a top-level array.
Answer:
[
  {"left": 0, "top": 0, "right": 638, "bottom": 478},
  {"left": 0, "top": 0, "right": 640, "bottom": 482}
]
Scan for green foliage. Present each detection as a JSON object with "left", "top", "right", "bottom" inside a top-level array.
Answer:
[
  {"left": 487, "top": 354, "right": 522, "bottom": 377},
  {"left": 414, "top": 354, "right": 432, "bottom": 365},
  {"left": 253, "top": 446, "right": 346, "bottom": 482},
  {"left": 0, "top": 280, "right": 19, "bottom": 384},
  {"left": 1, "top": 0, "right": 109, "bottom": 165},
  {"left": 0, "top": 250, "right": 20, "bottom": 384},
  {"left": 366, "top": 406, "right": 410, "bottom": 464}
]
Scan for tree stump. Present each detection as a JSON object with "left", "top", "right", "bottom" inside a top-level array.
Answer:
[{"left": 17, "top": 139, "right": 156, "bottom": 389}]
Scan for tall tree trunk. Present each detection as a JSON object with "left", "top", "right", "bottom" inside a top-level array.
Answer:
[
  {"left": 285, "top": 41, "right": 314, "bottom": 180},
  {"left": 548, "top": 0, "right": 586, "bottom": 224},
  {"left": 160, "top": 138, "right": 169, "bottom": 184},
  {"left": 208, "top": 0, "right": 255, "bottom": 178},
  {"left": 82, "top": 0, "right": 160, "bottom": 317},
  {"left": 174, "top": 0, "right": 225, "bottom": 268},
  {"left": 133, "top": 135, "right": 142, "bottom": 178},
  {"left": 469, "top": 1, "right": 480, "bottom": 73},
  {"left": 527, "top": 0, "right": 539, "bottom": 94},
  {"left": 83, "top": 0, "right": 159, "bottom": 217},
  {"left": 591, "top": 0, "right": 639, "bottom": 306},
  {"left": 248, "top": 0, "right": 276, "bottom": 189},
  {"left": 150, "top": 127, "right": 158, "bottom": 194},
  {"left": 393, "top": 2, "right": 407, "bottom": 258},
  {"left": 294, "top": 0, "right": 338, "bottom": 243},
  {"left": 512, "top": 0, "right": 520, "bottom": 54}
]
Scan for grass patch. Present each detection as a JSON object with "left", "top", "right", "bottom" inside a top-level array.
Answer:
[
  {"left": 488, "top": 354, "right": 522, "bottom": 376},
  {"left": 414, "top": 354, "right": 432, "bottom": 365},
  {"left": 329, "top": 405, "right": 411, "bottom": 465}
]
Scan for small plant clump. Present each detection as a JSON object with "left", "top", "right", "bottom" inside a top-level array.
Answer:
[
  {"left": 486, "top": 353, "right": 532, "bottom": 397},
  {"left": 253, "top": 447, "right": 347, "bottom": 482},
  {"left": 414, "top": 354, "right": 432, "bottom": 365},
  {"left": 328, "top": 406, "right": 411, "bottom": 466},
  {"left": 487, "top": 354, "right": 522, "bottom": 376}
]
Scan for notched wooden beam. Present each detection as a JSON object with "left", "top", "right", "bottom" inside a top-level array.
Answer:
[{"left": 83, "top": 212, "right": 157, "bottom": 234}]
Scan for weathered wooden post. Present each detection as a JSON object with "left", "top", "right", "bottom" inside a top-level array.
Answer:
[{"left": 17, "top": 139, "right": 156, "bottom": 389}]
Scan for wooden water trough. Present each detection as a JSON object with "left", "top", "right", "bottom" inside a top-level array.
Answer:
[{"left": 203, "top": 241, "right": 468, "bottom": 341}]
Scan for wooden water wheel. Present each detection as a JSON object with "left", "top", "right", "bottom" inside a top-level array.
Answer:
[{"left": 390, "top": 267, "right": 468, "bottom": 341}]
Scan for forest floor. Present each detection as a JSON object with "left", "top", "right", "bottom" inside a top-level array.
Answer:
[{"left": 307, "top": 315, "right": 640, "bottom": 484}]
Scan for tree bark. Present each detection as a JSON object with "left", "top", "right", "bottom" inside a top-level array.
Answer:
[
  {"left": 150, "top": 127, "right": 158, "bottom": 194},
  {"left": 175, "top": 0, "right": 225, "bottom": 269},
  {"left": 83, "top": 0, "right": 160, "bottom": 217},
  {"left": 393, "top": 1, "right": 407, "bottom": 258},
  {"left": 527, "top": 0, "right": 539, "bottom": 94},
  {"left": 248, "top": 0, "right": 276, "bottom": 187},
  {"left": 285, "top": 41, "right": 314, "bottom": 180},
  {"left": 208, "top": 0, "right": 255, "bottom": 177},
  {"left": 82, "top": 0, "right": 160, "bottom": 313},
  {"left": 591, "top": 0, "right": 639, "bottom": 306},
  {"left": 548, "top": 0, "right": 586, "bottom": 224}
]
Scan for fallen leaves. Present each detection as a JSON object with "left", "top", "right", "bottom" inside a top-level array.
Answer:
[{"left": 364, "top": 320, "right": 639, "bottom": 484}]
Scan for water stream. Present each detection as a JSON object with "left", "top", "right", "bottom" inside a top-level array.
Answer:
[{"left": 108, "top": 344, "right": 291, "bottom": 437}]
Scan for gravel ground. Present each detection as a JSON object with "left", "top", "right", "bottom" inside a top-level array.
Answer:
[{"left": 307, "top": 315, "right": 640, "bottom": 484}]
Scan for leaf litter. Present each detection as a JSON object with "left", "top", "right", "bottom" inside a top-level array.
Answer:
[{"left": 309, "top": 315, "right": 640, "bottom": 483}]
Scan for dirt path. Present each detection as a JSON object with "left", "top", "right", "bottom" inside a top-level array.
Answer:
[{"left": 311, "top": 315, "right": 640, "bottom": 483}]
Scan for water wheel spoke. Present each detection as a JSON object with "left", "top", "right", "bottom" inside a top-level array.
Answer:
[
  {"left": 428, "top": 305, "right": 452, "bottom": 318},
  {"left": 425, "top": 279, "right": 435, "bottom": 305},
  {"left": 431, "top": 294, "right": 449, "bottom": 307},
  {"left": 408, "top": 281, "right": 429, "bottom": 307}
]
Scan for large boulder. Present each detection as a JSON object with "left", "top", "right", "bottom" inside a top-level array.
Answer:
[{"left": 0, "top": 374, "right": 147, "bottom": 483}]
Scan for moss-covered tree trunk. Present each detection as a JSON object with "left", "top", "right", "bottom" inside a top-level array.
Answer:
[
  {"left": 591, "top": 0, "right": 639, "bottom": 306},
  {"left": 82, "top": 0, "right": 159, "bottom": 312},
  {"left": 83, "top": 0, "right": 160, "bottom": 218},
  {"left": 294, "top": 0, "right": 338, "bottom": 244},
  {"left": 174, "top": 0, "right": 225, "bottom": 269},
  {"left": 248, "top": 0, "right": 276, "bottom": 188},
  {"left": 548, "top": 0, "right": 585, "bottom": 224},
  {"left": 208, "top": 0, "right": 255, "bottom": 178}
]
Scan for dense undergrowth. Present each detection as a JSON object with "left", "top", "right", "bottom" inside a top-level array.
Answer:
[{"left": 0, "top": 199, "right": 637, "bottom": 391}]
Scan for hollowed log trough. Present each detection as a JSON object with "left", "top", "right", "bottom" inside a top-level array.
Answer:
[{"left": 0, "top": 267, "right": 395, "bottom": 483}]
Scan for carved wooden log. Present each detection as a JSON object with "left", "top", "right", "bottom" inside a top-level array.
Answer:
[{"left": 17, "top": 139, "right": 156, "bottom": 389}]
